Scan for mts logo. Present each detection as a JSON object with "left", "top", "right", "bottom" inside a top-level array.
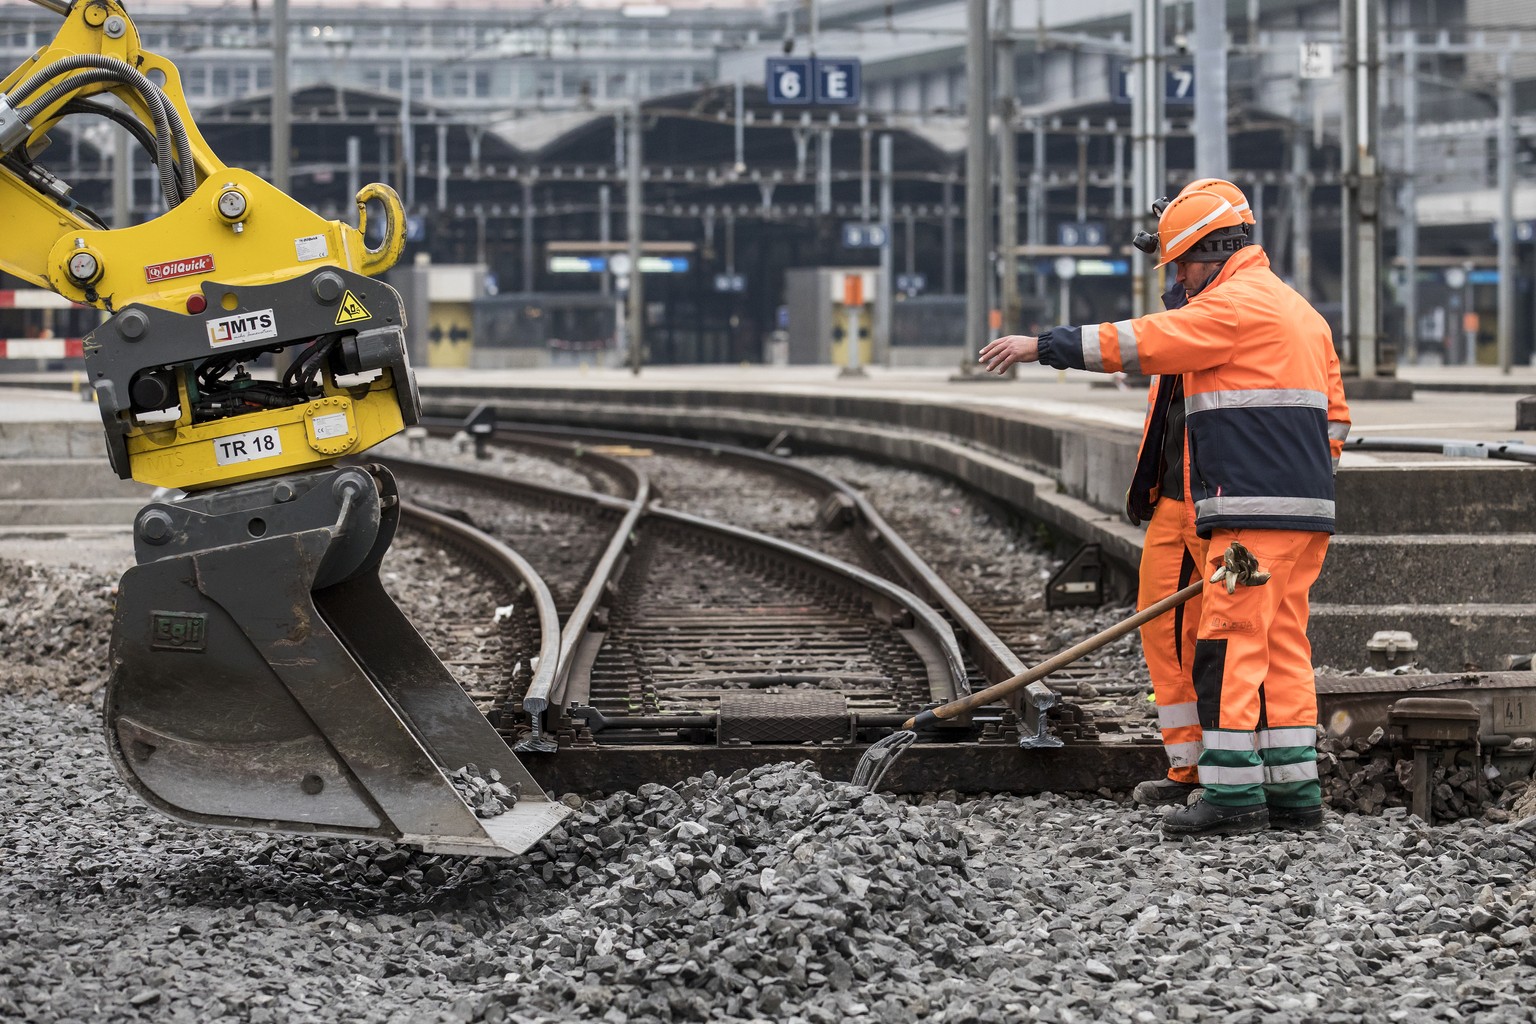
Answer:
[{"left": 207, "top": 309, "right": 278, "bottom": 347}]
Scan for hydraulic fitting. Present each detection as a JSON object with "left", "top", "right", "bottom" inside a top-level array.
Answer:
[
  {"left": 66, "top": 240, "right": 104, "bottom": 285},
  {"left": 0, "top": 94, "right": 31, "bottom": 154},
  {"left": 216, "top": 185, "right": 251, "bottom": 231}
]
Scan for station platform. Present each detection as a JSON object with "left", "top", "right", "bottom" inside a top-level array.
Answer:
[
  {"left": 2, "top": 362, "right": 1533, "bottom": 462},
  {"left": 2, "top": 362, "right": 1533, "bottom": 669},
  {"left": 411, "top": 362, "right": 1536, "bottom": 462}
]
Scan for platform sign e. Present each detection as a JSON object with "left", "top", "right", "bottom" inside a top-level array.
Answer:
[
  {"left": 815, "top": 59, "right": 861, "bottom": 105},
  {"left": 767, "top": 57, "right": 862, "bottom": 106}
]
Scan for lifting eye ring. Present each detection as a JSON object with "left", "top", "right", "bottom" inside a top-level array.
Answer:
[{"left": 356, "top": 182, "right": 406, "bottom": 276}]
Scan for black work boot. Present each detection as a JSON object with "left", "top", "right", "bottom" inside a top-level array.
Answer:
[
  {"left": 1162, "top": 797, "right": 1269, "bottom": 837},
  {"left": 1268, "top": 804, "right": 1325, "bottom": 831},
  {"left": 1131, "top": 777, "right": 1202, "bottom": 807}
]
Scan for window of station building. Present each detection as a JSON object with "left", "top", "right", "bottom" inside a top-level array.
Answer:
[
  {"left": 474, "top": 70, "right": 492, "bottom": 98},
  {"left": 212, "top": 66, "right": 230, "bottom": 98},
  {"left": 256, "top": 66, "right": 271, "bottom": 93},
  {"left": 606, "top": 71, "right": 630, "bottom": 98},
  {"left": 184, "top": 66, "right": 208, "bottom": 98},
  {"left": 512, "top": 67, "right": 537, "bottom": 99}
]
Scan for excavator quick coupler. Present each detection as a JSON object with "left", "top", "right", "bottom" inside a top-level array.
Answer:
[{"left": 104, "top": 462, "right": 571, "bottom": 856}]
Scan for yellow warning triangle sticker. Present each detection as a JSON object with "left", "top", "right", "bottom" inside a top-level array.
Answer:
[{"left": 335, "top": 290, "right": 371, "bottom": 326}]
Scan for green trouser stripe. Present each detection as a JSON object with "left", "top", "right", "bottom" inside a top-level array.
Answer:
[
  {"left": 1262, "top": 744, "right": 1321, "bottom": 807},
  {"left": 1197, "top": 734, "right": 1264, "bottom": 806}
]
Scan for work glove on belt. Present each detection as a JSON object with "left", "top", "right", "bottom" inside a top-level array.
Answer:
[{"left": 1208, "top": 540, "right": 1272, "bottom": 594}]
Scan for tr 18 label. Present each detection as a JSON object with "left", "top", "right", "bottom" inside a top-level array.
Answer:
[{"left": 213, "top": 427, "right": 283, "bottom": 466}]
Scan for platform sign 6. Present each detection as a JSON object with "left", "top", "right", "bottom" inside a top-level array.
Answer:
[
  {"left": 767, "top": 57, "right": 862, "bottom": 106},
  {"left": 767, "top": 58, "right": 812, "bottom": 104}
]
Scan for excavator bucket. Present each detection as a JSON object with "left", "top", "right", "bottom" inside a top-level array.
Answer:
[{"left": 103, "top": 464, "right": 569, "bottom": 857}]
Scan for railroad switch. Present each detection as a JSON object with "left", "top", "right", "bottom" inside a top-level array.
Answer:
[{"left": 1388, "top": 697, "right": 1482, "bottom": 824}]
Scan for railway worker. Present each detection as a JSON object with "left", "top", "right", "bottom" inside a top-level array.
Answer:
[
  {"left": 976, "top": 188, "right": 1351, "bottom": 838},
  {"left": 1119, "top": 178, "right": 1259, "bottom": 810},
  {"left": 1122, "top": 179, "right": 1349, "bottom": 811}
]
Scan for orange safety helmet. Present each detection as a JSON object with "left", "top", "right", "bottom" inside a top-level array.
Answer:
[
  {"left": 1176, "top": 177, "right": 1256, "bottom": 226},
  {"left": 1155, "top": 189, "right": 1247, "bottom": 267}
]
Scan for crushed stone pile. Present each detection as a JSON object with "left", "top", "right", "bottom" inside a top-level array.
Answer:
[{"left": 4, "top": 693, "right": 1536, "bottom": 1024}]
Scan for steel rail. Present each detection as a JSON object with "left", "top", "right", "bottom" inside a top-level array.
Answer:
[
  {"left": 447, "top": 419, "right": 1060, "bottom": 741},
  {"left": 380, "top": 447, "right": 970, "bottom": 733},
  {"left": 398, "top": 500, "right": 563, "bottom": 721},
  {"left": 638, "top": 504, "right": 969, "bottom": 706},
  {"left": 470, "top": 422, "right": 1023, "bottom": 679},
  {"left": 377, "top": 454, "right": 648, "bottom": 750}
]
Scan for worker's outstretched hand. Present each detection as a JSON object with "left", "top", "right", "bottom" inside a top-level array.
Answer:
[{"left": 978, "top": 334, "right": 1041, "bottom": 374}]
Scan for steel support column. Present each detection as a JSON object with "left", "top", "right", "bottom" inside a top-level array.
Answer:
[
  {"left": 1131, "top": 0, "right": 1164, "bottom": 318},
  {"left": 1193, "top": 0, "right": 1228, "bottom": 178},
  {"left": 962, "top": 0, "right": 992, "bottom": 367},
  {"left": 1340, "top": 0, "right": 1382, "bottom": 376}
]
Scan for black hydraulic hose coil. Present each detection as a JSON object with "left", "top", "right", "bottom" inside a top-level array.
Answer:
[{"left": 12, "top": 54, "right": 194, "bottom": 206}]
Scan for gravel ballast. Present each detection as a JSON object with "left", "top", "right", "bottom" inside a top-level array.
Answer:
[
  {"left": 4, "top": 442, "right": 1535, "bottom": 1023},
  {"left": 3, "top": 687, "right": 1536, "bottom": 1024}
]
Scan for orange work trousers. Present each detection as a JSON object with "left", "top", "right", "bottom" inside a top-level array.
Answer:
[
  {"left": 1137, "top": 496, "right": 1207, "bottom": 784},
  {"left": 1191, "top": 528, "right": 1330, "bottom": 808}
]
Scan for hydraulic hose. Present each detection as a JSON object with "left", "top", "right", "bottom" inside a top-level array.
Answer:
[
  {"left": 11, "top": 55, "right": 194, "bottom": 205},
  {"left": 55, "top": 98, "right": 164, "bottom": 170}
]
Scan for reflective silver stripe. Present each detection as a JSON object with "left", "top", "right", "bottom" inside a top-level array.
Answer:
[
  {"left": 1202, "top": 729, "right": 1257, "bottom": 752},
  {"left": 1156, "top": 701, "right": 1201, "bottom": 731},
  {"left": 1195, "top": 495, "right": 1336, "bottom": 520},
  {"left": 1165, "top": 198, "right": 1236, "bottom": 254},
  {"left": 1258, "top": 727, "right": 1317, "bottom": 749},
  {"left": 1233, "top": 200, "right": 1251, "bottom": 215},
  {"left": 1185, "top": 388, "right": 1328, "bottom": 414},
  {"left": 1331, "top": 454, "right": 1341, "bottom": 473},
  {"left": 1198, "top": 764, "right": 1266, "bottom": 786},
  {"left": 1165, "top": 741, "right": 1203, "bottom": 767},
  {"left": 1328, "top": 421, "right": 1351, "bottom": 441},
  {"left": 1111, "top": 319, "right": 1141, "bottom": 374},
  {"left": 1080, "top": 323, "right": 1103, "bottom": 371},
  {"left": 1265, "top": 761, "right": 1319, "bottom": 784}
]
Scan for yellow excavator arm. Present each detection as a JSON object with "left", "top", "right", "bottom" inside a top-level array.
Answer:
[
  {"left": 0, "top": 0, "right": 414, "bottom": 489},
  {"left": 4, "top": 0, "right": 570, "bottom": 858}
]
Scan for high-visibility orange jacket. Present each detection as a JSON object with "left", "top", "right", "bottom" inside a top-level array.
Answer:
[
  {"left": 1125, "top": 282, "right": 1191, "bottom": 525},
  {"left": 1041, "top": 245, "right": 1351, "bottom": 536}
]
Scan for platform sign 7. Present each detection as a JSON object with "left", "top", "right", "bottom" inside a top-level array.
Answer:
[{"left": 1167, "top": 65, "right": 1194, "bottom": 104}]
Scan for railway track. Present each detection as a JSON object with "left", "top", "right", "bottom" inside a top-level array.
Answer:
[
  {"left": 367, "top": 422, "right": 1162, "bottom": 794},
  {"left": 372, "top": 420, "right": 1536, "bottom": 806}
]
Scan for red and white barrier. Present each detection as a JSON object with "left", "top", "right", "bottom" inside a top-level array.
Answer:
[
  {"left": 0, "top": 338, "right": 84, "bottom": 358},
  {"left": 0, "top": 290, "right": 87, "bottom": 310}
]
